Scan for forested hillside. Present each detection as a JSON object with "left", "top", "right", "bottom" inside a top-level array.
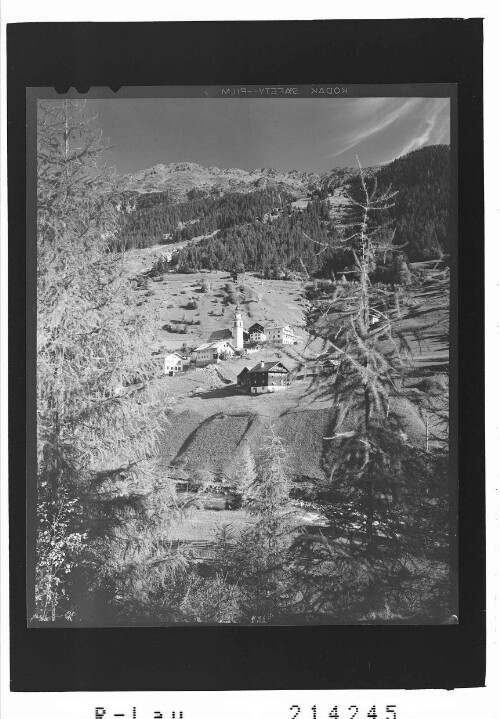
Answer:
[
  {"left": 116, "top": 187, "right": 294, "bottom": 251},
  {"left": 174, "top": 198, "right": 337, "bottom": 276},
  {"left": 375, "top": 145, "right": 451, "bottom": 260},
  {"left": 116, "top": 145, "right": 451, "bottom": 274}
]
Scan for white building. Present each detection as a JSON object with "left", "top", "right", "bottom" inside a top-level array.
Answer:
[
  {"left": 265, "top": 324, "right": 296, "bottom": 345},
  {"left": 193, "top": 340, "right": 237, "bottom": 366},
  {"left": 163, "top": 352, "right": 184, "bottom": 376},
  {"left": 233, "top": 306, "right": 244, "bottom": 349}
]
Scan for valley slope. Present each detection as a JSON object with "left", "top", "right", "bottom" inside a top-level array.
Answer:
[
  {"left": 114, "top": 144, "right": 450, "bottom": 517},
  {"left": 121, "top": 251, "right": 448, "bottom": 484}
]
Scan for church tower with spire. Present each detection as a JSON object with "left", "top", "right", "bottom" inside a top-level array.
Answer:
[{"left": 233, "top": 306, "right": 244, "bottom": 350}]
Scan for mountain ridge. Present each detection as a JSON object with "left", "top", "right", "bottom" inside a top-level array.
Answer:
[
  {"left": 118, "top": 144, "right": 449, "bottom": 202},
  {"left": 119, "top": 160, "right": 322, "bottom": 200}
]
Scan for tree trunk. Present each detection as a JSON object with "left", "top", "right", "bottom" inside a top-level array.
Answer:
[{"left": 364, "top": 386, "right": 374, "bottom": 550}]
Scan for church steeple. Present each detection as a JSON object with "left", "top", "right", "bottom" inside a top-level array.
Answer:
[{"left": 233, "top": 305, "right": 244, "bottom": 350}]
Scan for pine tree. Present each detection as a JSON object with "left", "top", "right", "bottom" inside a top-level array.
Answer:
[
  {"left": 323, "top": 159, "right": 402, "bottom": 547},
  {"left": 236, "top": 444, "right": 257, "bottom": 495},
  {"left": 34, "top": 100, "right": 176, "bottom": 622},
  {"left": 224, "top": 444, "right": 257, "bottom": 510},
  {"left": 304, "top": 160, "right": 450, "bottom": 619},
  {"left": 234, "top": 429, "right": 298, "bottom": 622}
]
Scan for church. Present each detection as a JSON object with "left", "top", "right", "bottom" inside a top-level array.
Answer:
[
  {"left": 193, "top": 307, "right": 297, "bottom": 367},
  {"left": 193, "top": 307, "right": 243, "bottom": 366},
  {"left": 207, "top": 306, "right": 245, "bottom": 350}
]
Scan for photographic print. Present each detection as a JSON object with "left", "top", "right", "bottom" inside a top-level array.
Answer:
[{"left": 31, "top": 87, "right": 454, "bottom": 627}]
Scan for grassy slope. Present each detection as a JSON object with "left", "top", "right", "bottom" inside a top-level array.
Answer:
[
  {"left": 122, "top": 249, "right": 308, "bottom": 353},
  {"left": 118, "top": 246, "right": 448, "bottom": 542}
]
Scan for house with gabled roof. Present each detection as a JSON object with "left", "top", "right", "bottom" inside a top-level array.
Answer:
[
  {"left": 193, "top": 339, "right": 237, "bottom": 366},
  {"left": 163, "top": 352, "right": 184, "bottom": 376},
  {"left": 237, "top": 360, "right": 291, "bottom": 394}
]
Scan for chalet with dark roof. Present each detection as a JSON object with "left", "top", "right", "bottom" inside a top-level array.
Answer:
[{"left": 237, "top": 360, "right": 291, "bottom": 394}]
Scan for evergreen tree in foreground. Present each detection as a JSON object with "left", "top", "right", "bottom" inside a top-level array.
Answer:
[
  {"left": 231, "top": 429, "right": 298, "bottom": 623},
  {"left": 35, "top": 100, "right": 177, "bottom": 622},
  {"left": 303, "top": 160, "right": 450, "bottom": 620}
]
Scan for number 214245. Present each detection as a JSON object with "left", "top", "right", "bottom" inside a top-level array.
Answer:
[{"left": 290, "top": 706, "right": 397, "bottom": 719}]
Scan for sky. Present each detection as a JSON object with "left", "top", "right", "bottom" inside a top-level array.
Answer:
[{"left": 83, "top": 96, "right": 450, "bottom": 176}]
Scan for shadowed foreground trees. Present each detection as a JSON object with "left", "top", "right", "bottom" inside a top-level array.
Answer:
[
  {"left": 107, "top": 431, "right": 301, "bottom": 625},
  {"left": 223, "top": 430, "right": 298, "bottom": 623},
  {"left": 35, "top": 100, "right": 177, "bottom": 621},
  {"left": 300, "top": 161, "right": 451, "bottom": 620}
]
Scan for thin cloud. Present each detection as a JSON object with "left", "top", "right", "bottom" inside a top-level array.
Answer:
[
  {"left": 393, "top": 99, "right": 450, "bottom": 158},
  {"left": 329, "top": 98, "right": 419, "bottom": 158},
  {"left": 329, "top": 98, "right": 449, "bottom": 165}
]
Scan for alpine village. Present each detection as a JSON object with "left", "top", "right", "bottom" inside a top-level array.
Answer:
[{"left": 36, "top": 100, "right": 452, "bottom": 626}]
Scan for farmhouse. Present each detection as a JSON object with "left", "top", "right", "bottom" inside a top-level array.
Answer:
[
  {"left": 163, "top": 352, "right": 184, "bottom": 376},
  {"left": 248, "top": 322, "right": 267, "bottom": 342},
  {"left": 265, "top": 324, "right": 296, "bottom": 345},
  {"left": 193, "top": 340, "right": 236, "bottom": 366},
  {"left": 237, "top": 360, "right": 291, "bottom": 394}
]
